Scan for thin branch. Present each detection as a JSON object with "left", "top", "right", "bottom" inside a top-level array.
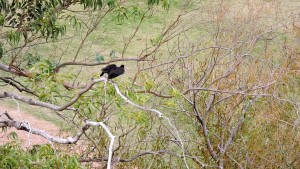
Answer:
[
  {"left": 0, "top": 77, "right": 37, "bottom": 96},
  {"left": 193, "top": 104, "right": 218, "bottom": 162},
  {"left": 72, "top": 11, "right": 108, "bottom": 62},
  {"left": 121, "top": 9, "right": 148, "bottom": 58},
  {"left": 135, "top": 90, "right": 173, "bottom": 98},
  {"left": 0, "top": 112, "right": 112, "bottom": 146},
  {"left": 0, "top": 77, "right": 107, "bottom": 111},
  {"left": 138, "top": 12, "right": 182, "bottom": 61},
  {"left": 111, "top": 82, "right": 163, "bottom": 117},
  {"left": 54, "top": 58, "right": 140, "bottom": 71},
  {"left": 183, "top": 85, "right": 274, "bottom": 96},
  {"left": 0, "top": 63, "right": 32, "bottom": 78}
]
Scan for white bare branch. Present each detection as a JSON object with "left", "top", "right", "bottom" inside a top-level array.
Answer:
[
  {"left": 86, "top": 121, "right": 115, "bottom": 169},
  {"left": 111, "top": 82, "right": 163, "bottom": 117},
  {"left": 0, "top": 112, "right": 109, "bottom": 145},
  {"left": 110, "top": 82, "right": 190, "bottom": 169}
]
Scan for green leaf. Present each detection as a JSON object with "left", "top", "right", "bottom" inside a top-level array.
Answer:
[
  {"left": 0, "top": 14, "right": 4, "bottom": 26},
  {"left": 8, "top": 131, "right": 18, "bottom": 140},
  {"left": 7, "top": 30, "right": 21, "bottom": 45},
  {"left": 162, "top": 0, "right": 170, "bottom": 10},
  {"left": 109, "top": 50, "right": 116, "bottom": 58},
  {"left": 145, "top": 81, "right": 152, "bottom": 91},
  {"left": 0, "top": 43, "right": 3, "bottom": 59},
  {"left": 1, "top": 126, "right": 7, "bottom": 132},
  {"left": 150, "top": 35, "right": 163, "bottom": 46},
  {"left": 132, "top": 6, "right": 142, "bottom": 17},
  {"left": 170, "top": 88, "right": 181, "bottom": 98},
  {"left": 106, "top": 0, "right": 115, "bottom": 8},
  {"left": 147, "top": 0, "right": 170, "bottom": 10},
  {"left": 96, "top": 53, "right": 105, "bottom": 62},
  {"left": 26, "top": 53, "right": 41, "bottom": 67},
  {"left": 163, "top": 100, "right": 177, "bottom": 107}
]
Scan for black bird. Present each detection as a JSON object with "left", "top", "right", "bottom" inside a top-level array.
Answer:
[
  {"left": 108, "top": 65, "right": 125, "bottom": 79},
  {"left": 100, "top": 64, "right": 116, "bottom": 76}
]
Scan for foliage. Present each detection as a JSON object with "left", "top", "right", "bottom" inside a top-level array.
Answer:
[{"left": 0, "top": 142, "right": 81, "bottom": 169}]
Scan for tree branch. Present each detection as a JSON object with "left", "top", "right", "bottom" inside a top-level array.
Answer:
[
  {"left": 0, "top": 77, "right": 107, "bottom": 111},
  {"left": 0, "top": 63, "right": 33, "bottom": 78},
  {"left": 0, "top": 112, "right": 112, "bottom": 146},
  {"left": 54, "top": 58, "right": 141, "bottom": 71},
  {"left": 183, "top": 80, "right": 277, "bottom": 96},
  {"left": 0, "top": 77, "right": 37, "bottom": 96},
  {"left": 193, "top": 103, "right": 218, "bottom": 162},
  {"left": 111, "top": 82, "right": 163, "bottom": 117},
  {"left": 87, "top": 121, "right": 115, "bottom": 169},
  {"left": 135, "top": 89, "right": 173, "bottom": 98}
]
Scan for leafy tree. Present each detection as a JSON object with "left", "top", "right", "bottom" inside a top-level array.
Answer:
[{"left": 1, "top": 0, "right": 300, "bottom": 168}]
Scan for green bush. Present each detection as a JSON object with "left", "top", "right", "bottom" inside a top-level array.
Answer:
[{"left": 0, "top": 142, "right": 82, "bottom": 169}]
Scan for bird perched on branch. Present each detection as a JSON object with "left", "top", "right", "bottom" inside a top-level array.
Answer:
[
  {"left": 100, "top": 64, "right": 125, "bottom": 79},
  {"left": 108, "top": 65, "right": 125, "bottom": 79},
  {"left": 100, "top": 64, "right": 116, "bottom": 77}
]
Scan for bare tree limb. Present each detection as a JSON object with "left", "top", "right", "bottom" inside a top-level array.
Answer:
[
  {"left": 0, "top": 63, "right": 33, "bottom": 78},
  {"left": 218, "top": 100, "right": 253, "bottom": 168},
  {"left": 88, "top": 121, "right": 115, "bottom": 169},
  {"left": 121, "top": 9, "right": 148, "bottom": 58},
  {"left": 136, "top": 90, "right": 173, "bottom": 98},
  {"left": 72, "top": 9, "right": 111, "bottom": 62},
  {"left": 183, "top": 80, "right": 277, "bottom": 96},
  {"left": 193, "top": 105, "right": 219, "bottom": 162},
  {"left": 54, "top": 58, "right": 141, "bottom": 71},
  {"left": 0, "top": 112, "right": 112, "bottom": 146},
  {"left": 111, "top": 82, "right": 163, "bottom": 117},
  {"left": 0, "top": 112, "right": 84, "bottom": 144},
  {"left": 0, "top": 77, "right": 37, "bottom": 96}
]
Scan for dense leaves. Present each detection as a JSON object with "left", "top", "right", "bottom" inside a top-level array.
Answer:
[
  {"left": 0, "top": 142, "right": 81, "bottom": 168},
  {"left": 0, "top": 0, "right": 66, "bottom": 40}
]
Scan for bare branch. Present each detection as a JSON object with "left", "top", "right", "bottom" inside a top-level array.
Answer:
[
  {"left": 136, "top": 90, "right": 173, "bottom": 98},
  {"left": 0, "top": 113, "right": 84, "bottom": 144},
  {"left": 72, "top": 9, "right": 111, "bottom": 62},
  {"left": 183, "top": 79, "right": 277, "bottom": 96},
  {"left": 54, "top": 58, "right": 140, "bottom": 71},
  {"left": 0, "top": 77, "right": 37, "bottom": 96},
  {"left": 88, "top": 121, "right": 115, "bottom": 169},
  {"left": 138, "top": 13, "right": 182, "bottom": 61},
  {"left": 0, "top": 112, "right": 112, "bottom": 146},
  {"left": 111, "top": 82, "right": 163, "bottom": 117},
  {"left": 0, "top": 63, "right": 33, "bottom": 78},
  {"left": 121, "top": 9, "right": 148, "bottom": 58},
  {"left": 193, "top": 105, "right": 218, "bottom": 162}
]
